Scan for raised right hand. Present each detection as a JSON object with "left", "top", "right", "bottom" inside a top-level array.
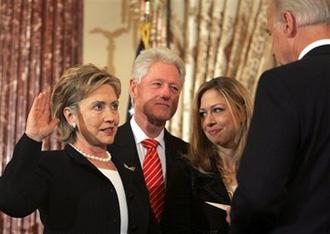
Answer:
[{"left": 25, "top": 91, "right": 59, "bottom": 142}]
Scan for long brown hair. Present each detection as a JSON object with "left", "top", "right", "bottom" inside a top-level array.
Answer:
[{"left": 188, "top": 77, "right": 253, "bottom": 173}]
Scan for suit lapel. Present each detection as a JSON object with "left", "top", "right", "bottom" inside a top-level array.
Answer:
[
  {"left": 193, "top": 160, "right": 231, "bottom": 204},
  {"left": 109, "top": 122, "right": 147, "bottom": 191},
  {"left": 65, "top": 144, "right": 112, "bottom": 180},
  {"left": 164, "top": 130, "right": 177, "bottom": 183},
  {"left": 164, "top": 130, "right": 188, "bottom": 183},
  {"left": 200, "top": 173, "right": 231, "bottom": 203},
  {"left": 112, "top": 155, "right": 138, "bottom": 199}
]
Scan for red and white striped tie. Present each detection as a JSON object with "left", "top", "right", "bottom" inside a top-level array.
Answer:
[{"left": 142, "top": 139, "right": 165, "bottom": 222}]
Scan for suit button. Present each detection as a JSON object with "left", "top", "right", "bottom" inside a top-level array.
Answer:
[{"left": 131, "top": 224, "right": 138, "bottom": 232}]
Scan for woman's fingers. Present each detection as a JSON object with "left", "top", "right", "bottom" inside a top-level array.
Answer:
[{"left": 26, "top": 91, "right": 58, "bottom": 142}]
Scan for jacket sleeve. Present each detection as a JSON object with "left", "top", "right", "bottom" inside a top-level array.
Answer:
[{"left": 0, "top": 134, "right": 48, "bottom": 217}]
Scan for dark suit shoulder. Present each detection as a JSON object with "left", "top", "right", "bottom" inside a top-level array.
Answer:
[
  {"left": 260, "top": 46, "right": 330, "bottom": 86},
  {"left": 164, "top": 129, "right": 189, "bottom": 154},
  {"left": 39, "top": 149, "right": 66, "bottom": 160},
  {"left": 111, "top": 122, "right": 134, "bottom": 146},
  {"left": 164, "top": 129, "right": 188, "bottom": 144}
]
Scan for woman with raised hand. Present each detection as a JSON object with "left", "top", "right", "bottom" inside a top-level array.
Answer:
[{"left": 0, "top": 64, "right": 152, "bottom": 233}]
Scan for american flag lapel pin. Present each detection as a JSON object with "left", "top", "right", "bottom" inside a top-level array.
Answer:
[{"left": 123, "top": 163, "right": 136, "bottom": 172}]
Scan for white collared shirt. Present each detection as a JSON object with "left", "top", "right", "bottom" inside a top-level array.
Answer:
[
  {"left": 298, "top": 39, "right": 330, "bottom": 60},
  {"left": 130, "top": 116, "right": 167, "bottom": 180}
]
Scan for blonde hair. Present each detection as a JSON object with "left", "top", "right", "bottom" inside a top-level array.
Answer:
[
  {"left": 188, "top": 77, "right": 253, "bottom": 173},
  {"left": 51, "top": 64, "right": 121, "bottom": 143}
]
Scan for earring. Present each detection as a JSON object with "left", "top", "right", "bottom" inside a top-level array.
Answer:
[{"left": 71, "top": 122, "right": 76, "bottom": 129}]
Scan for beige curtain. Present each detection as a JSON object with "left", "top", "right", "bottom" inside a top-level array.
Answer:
[
  {"left": 132, "top": 0, "right": 276, "bottom": 141},
  {"left": 0, "top": 0, "right": 83, "bottom": 233}
]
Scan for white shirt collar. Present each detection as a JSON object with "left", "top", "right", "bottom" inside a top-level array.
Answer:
[
  {"left": 130, "top": 116, "right": 165, "bottom": 149},
  {"left": 298, "top": 39, "right": 330, "bottom": 60}
]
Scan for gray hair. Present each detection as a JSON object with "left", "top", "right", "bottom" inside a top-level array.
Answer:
[
  {"left": 131, "top": 47, "right": 186, "bottom": 83},
  {"left": 271, "top": 0, "right": 330, "bottom": 26}
]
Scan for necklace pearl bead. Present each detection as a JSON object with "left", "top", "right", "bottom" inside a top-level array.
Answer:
[{"left": 70, "top": 144, "right": 112, "bottom": 162}]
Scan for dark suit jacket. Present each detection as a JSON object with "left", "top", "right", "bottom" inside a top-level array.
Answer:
[
  {"left": 0, "top": 134, "right": 153, "bottom": 234},
  {"left": 108, "top": 121, "right": 189, "bottom": 233},
  {"left": 230, "top": 45, "right": 330, "bottom": 234},
  {"left": 162, "top": 157, "right": 231, "bottom": 234}
]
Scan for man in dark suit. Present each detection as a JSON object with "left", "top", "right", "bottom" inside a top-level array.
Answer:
[
  {"left": 108, "top": 48, "right": 188, "bottom": 232},
  {"left": 230, "top": 0, "right": 330, "bottom": 233}
]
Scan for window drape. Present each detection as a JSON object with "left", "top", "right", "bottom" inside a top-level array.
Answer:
[{"left": 0, "top": 0, "right": 83, "bottom": 233}]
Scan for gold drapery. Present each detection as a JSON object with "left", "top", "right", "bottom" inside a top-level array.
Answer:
[{"left": 0, "top": 0, "right": 83, "bottom": 233}]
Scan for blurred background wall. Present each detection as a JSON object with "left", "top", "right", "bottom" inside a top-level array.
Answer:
[{"left": 84, "top": 0, "right": 136, "bottom": 126}]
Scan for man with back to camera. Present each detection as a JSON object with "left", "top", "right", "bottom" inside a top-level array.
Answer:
[
  {"left": 108, "top": 47, "right": 188, "bottom": 233},
  {"left": 230, "top": 0, "right": 330, "bottom": 233}
]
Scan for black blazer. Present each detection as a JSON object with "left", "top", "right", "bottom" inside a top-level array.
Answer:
[
  {"left": 230, "top": 45, "right": 330, "bottom": 234},
  {"left": 162, "top": 157, "right": 231, "bottom": 234},
  {"left": 0, "top": 134, "right": 153, "bottom": 234},
  {"left": 108, "top": 121, "right": 189, "bottom": 233}
]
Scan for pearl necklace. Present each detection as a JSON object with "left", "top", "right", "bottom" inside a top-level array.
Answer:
[{"left": 70, "top": 144, "right": 112, "bottom": 162}]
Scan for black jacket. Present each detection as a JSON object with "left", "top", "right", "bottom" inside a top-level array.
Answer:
[
  {"left": 0, "top": 134, "right": 153, "bottom": 234},
  {"left": 162, "top": 157, "right": 231, "bottom": 234},
  {"left": 230, "top": 45, "right": 330, "bottom": 234},
  {"left": 108, "top": 121, "right": 189, "bottom": 233}
]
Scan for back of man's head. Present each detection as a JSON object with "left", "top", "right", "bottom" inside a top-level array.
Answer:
[{"left": 272, "top": 0, "right": 330, "bottom": 26}]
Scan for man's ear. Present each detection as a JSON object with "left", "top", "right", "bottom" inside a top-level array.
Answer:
[
  {"left": 63, "top": 107, "right": 77, "bottom": 126},
  {"left": 282, "top": 11, "right": 297, "bottom": 37},
  {"left": 129, "top": 79, "right": 138, "bottom": 98}
]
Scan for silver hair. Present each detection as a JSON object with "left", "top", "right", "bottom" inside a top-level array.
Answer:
[
  {"left": 131, "top": 47, "right": 186, "bottom": 83},
  {"left": 272, "top": 0, "right": 330, "bottom": 26}
]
